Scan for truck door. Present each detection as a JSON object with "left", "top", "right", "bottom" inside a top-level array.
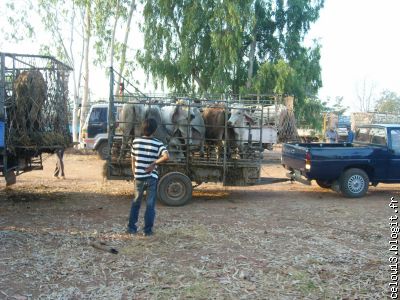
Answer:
[
  {"left": 87, "top": 107, "right": 108, "bottom": 138},
  {"left": 388, "top": 128, "right": 400, "bottom": 181}
]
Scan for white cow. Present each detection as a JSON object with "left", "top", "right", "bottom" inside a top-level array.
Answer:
[
  {"left": 189, "top": 106, "right": 205, "bottom": 155},
  {"left": 160, "top": 104, "right": 194, "bottom": 138},
  {"left": 227, "top": 103, "right": 255, "bottom": 154},
  {"left": 119, "top": 103, "right": 169, "bottom": 160},
  {"left": 161, "top": 102, "right": 205, "bottom": 155}
]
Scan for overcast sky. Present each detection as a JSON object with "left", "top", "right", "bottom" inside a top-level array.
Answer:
[
  {"left": 307, "top": 0, "right": 400, "bottom": 111},
  {"left": 2, "top": 0, "right": 400, "bottom": 112}
]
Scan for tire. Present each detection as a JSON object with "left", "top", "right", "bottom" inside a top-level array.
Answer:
[
  {"left": 97, "top": 141, "right": 109, "bottom": 160},
  {"left": 316, "top": 180, "right": 332, "bottom": 189},
  {"left": 339, "top": 168, "right": 369, "bottom": 198},
  {"left": 157, "top": 172, "right": 192, "bottom": 206}
]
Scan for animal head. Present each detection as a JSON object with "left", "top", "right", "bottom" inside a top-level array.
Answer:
[
  {"left": 227, "top": 103, "right": 254, "bottom": 127},
  {"left": 168, "top": 137, "right": 185, "bottom": 161},
  {"left": 172, "top": 103, "right": 195, "bottom": 124}
]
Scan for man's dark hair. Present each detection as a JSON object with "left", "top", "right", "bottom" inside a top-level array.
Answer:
[{"left": 141, "top": 118, "right": 158, "bottom": 136}]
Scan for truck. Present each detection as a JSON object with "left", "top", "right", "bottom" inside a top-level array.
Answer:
[
  {"left": 105, "top": 68, "right": 282, "bottom": 206},
  {"left": 281, "top": 124, "right": 400, "bottom": 198},
  {"left": 80, "top": 103, "right": 123, "bottom": 160},
  {"left": 0, "top": 53, "right": 72, "bottom": 185},
  {"left": 81, "top": 96, "right": 280, "bottom": 158}
]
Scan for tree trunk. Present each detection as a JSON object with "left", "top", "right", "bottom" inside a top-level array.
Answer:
[
  {"left": 69, "top": 2, "right": 79, "bottom": 144},
  {"left": 109, "top": 0, "right": 120, "bottom": 69},
  {"left": 115, "top": 0, "right": 135, "bottom": 95},
  {"left": 79, "top": 3, "right": 91, "bottom": 143},
  {"left": 246, "top": 39, "right": 256, "bottom": 89},
  {"left": 192, "top": 69, "right": 206, "bottom": 93}
]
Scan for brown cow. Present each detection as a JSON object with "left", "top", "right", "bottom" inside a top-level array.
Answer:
[
  {"left": 202, "top": 106, "right": 226, "bottom": 143},
  {"left": 201, "top": 106, "right": 234, "bottom": 159}
]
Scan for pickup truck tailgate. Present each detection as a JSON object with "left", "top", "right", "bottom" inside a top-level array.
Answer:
[{"left": 281, "top": 143, "right": 307, "bottom": 171}]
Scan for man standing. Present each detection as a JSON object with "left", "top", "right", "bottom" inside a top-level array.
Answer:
[
  {"left": 127, "top": 118, "right": 169, "bottom": 237},
  {"left": 325, "top": 127, "right": 338, "bottom": 143},
  {"left": 54, "top": 148, "right": 65, "bottom": 179},
  {"left": 346, "top": 125, "right": 354, "bottom": 143}
]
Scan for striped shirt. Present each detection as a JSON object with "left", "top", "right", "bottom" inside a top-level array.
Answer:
[{"left": 131, "top": 137, "right": 168, "bottom": 180}]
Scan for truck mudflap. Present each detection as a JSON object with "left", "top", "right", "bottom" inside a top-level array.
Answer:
[{"left": 286, "top": 170, "right": 311, "bottom": 185}]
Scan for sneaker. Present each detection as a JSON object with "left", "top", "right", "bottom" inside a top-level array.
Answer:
[
  {"left": 143, "top": 231, "right": 154, "bottom": 237},
  {"left": 126, "top": 229, "right": 137, "bottom": 235}
]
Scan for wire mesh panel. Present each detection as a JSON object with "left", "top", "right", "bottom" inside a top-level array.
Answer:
[{"left": 0, "top": 53, "right": 72, "bottom": 153}]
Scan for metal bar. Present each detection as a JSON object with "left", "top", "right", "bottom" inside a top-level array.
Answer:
[
  {"left": 107, "top": 67, "right": 115, "bottom": 177},
  {"left": 0, "top": 53, "right": 7, "bottom": 176},
  {"left": 0, "top": 52, "right": 73, "bottom": 71},
  {"left": 112, "top": 68, "right": 147, "bottom": 98},
  {"left": 0, "top": 53, "right": 5, "bottom": 120},
  {"left": 222, "top": 103, "right": 228, "bottom": 186}
]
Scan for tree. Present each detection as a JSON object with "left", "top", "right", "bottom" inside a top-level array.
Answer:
[
  {"left": 375, "top": 90, "right": 400, "bottom": 114},
  {"left": 138, "top": 0, "right": 325, "bottom": 127},
  {"left": 4, "top": 0, "right": 139, "bottom": 142},
  {"left": 36, "top": 0, "right": 87, "bottom": 143},
  {"left": 1, "top": 1, "right": 35, "bottom": 43},
  {"left": 296, "top": 97, "right": 328, "bottom": 130},
  {"left": 356, "top": 78, "right": 376, "bottom": 112},
  {"left": 326, "top": 96, "right": 348, "bottom": 115}
]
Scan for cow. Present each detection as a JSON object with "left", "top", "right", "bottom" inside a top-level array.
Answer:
[
  {"left": 161, "top": 101, "right": 205, "bottom": 156},
  {"left": 202, "top": 103, "right": 255, "bottom": 159},
  {"left": 201, "top": 105, "right": 229, "bottom": 159},
  {"left": 189, "top": 106, "right": 205, "bottom": 155},
  {"left": 167, "top": 136, "right": 185, "bottom": 161},
  {"left": 119, "top": 99, "right": 206, "bottom": 161},
  {"left": 118, "top": 103, "right": 169, "bottom": 161},
  {"left": 227, "top": 103, "right": 255, "bottom": 155},
  {"left": 160, "top": 103, "right": 195, "bottom": 139},
  {"left": 202, "top": 106, "right": 226, "bottom": 144}
]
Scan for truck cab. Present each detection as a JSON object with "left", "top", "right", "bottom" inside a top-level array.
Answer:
[{"left": 81, "top": 103, "right": 123, "bottom": 159}]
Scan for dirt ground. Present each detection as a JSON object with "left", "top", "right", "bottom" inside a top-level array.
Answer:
[{"left": 0, "top": 148, "right": 397, "bottom": 299}]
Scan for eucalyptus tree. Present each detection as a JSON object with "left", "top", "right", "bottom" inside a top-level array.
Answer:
[
  {"left": 138, "top": 0, "right": 324, "bottom": 102},
  {"left": 375, "top": 90, "right": 400, "bottom": 114}
]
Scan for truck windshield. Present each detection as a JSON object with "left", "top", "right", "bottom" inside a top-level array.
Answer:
[
  {"left": 89, "top": 107, "right": 107, "bottom": 123},
  {"left": 355, "top": 127, "right": 387, "bottom": 145}
]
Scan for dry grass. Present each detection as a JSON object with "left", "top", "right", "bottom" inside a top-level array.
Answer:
[{"left": 0, "top": 154, "right": 394, "bottom": 299}]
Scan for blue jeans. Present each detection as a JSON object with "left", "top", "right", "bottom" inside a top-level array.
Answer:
[{"left": 128, "top": 177, "right": 158, "bottom": 234}]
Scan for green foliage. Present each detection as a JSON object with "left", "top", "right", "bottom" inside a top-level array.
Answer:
[
  {"left": 138, "top": 0, "right": 325, "bottom": 126},
  {"left": 375, "top": 90, "right": 400, "bottom": 114},
  {"left": 296, "top": 97, "right": 328, "bottom": 130},
  {"left": 325, "top": 96, "right": 348, "bottom": 115},
  {"left": 2, "top": 1, "right": 35, "bottom": 42}
]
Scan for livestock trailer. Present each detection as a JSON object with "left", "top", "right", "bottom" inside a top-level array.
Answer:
[
  {"left": 105, "top": 68, "right": 283, "bottom": 206},
  {"left": 0, "top": 53, "right": 72, "bottom": 185}
]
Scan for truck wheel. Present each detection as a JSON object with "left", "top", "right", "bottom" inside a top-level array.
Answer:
[
  {"left": 157, "top": 172, "right": 192, "bottom": 206},
  {"left": 339, "top": 168, "right": 369, "bottom": 198},
  {"left": 316, "top": 180, "right": 332, "bottom": 189},
  {"left": 97, "top": 141, "right": 109, "bottom": 160}
]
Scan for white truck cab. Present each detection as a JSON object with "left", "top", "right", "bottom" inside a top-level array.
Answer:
[{"left": 81, "top": 103, "right": 123, "bottom": 159}]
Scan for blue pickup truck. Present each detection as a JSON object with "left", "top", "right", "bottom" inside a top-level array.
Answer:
[{"left": 281, "top": 124, "right": 400, "bottom": 198}]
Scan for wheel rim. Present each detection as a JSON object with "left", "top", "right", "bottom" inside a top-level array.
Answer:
[
  {"left": 166, "top": 180, "right": 186, "bottom": 200},
  {"left": 102, "top": 146, "right": 109, "bottom": 155},
  {"left": 347, "top": 175, "right": 365, "bottom": 194}
]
